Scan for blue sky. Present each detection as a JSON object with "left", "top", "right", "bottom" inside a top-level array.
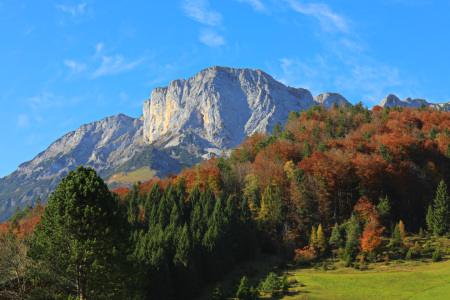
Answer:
[{"left": 1, "top": 0, "right": 449, "bottom": 177}]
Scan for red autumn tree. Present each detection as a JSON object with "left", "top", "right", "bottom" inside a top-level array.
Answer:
[{"left": 360, "top": 212, "right": 384, "bottom": 258}]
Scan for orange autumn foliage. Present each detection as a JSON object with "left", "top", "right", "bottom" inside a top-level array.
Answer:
[{"left": 360, "top": 212, "right": 384, "bottom": 255}]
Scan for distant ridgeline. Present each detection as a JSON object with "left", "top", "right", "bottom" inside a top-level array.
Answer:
[{"left": 1, "top": 66, "right": 450, "bottom": 222}]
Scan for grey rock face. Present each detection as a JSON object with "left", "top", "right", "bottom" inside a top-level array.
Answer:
[
  {"left": 380, "top": 94, "right": 450, "bottom": 111},
  {"left": 314, "top": 93, "right": 350, "bottom": 108},
  {"left": 143, "top": 66, "right": 315, "bottom": 152},
  {"left": 17, "top": 113, "right": 145, "bottom": 178},
  {"left": 0, "top": 113, "right": 147, "bottom": 222}
]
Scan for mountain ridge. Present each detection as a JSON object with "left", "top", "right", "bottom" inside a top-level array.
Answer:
[{"left": 3, "top": 66, "right": 449, "bottom": 222}]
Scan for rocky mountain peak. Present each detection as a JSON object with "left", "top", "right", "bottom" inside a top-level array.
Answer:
[
  {"left": 380, "top": 94, "right": 402, "bottom": 107},
  {"left": 314, "top": 93, "right": 350, "bottom": 108},
  {"left": 142, "top": 66, "right": 315, "bottom": 153}
]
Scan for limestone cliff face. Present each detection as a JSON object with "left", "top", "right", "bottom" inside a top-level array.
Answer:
[
  {"left": 17, "top": 113, "right": 145, "bottom": 178},
  {"left": 143, "top": 66, "right": 315, "bottom": 151}
]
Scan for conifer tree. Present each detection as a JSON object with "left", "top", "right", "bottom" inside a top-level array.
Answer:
[
  {"left": 236, "top": 276, "right": 258, "bottom": 300},
  {"left": 344, "top": 214, "right": 361, "bottom": 261},
  {"left": 309, "top": 226, "right": 317, "bottom": 249},
  {"left": 391, "top": 222, "right": 404, "bottom": 251},
  {"left": 29, "top": 166, "right": 132, "bottom": 299},
  {"left": 377, "top": 195, "right": 391, "bottom": 222},
  {"left": 316, "top": 224, "right": 327, "bottom": 255},
  {"left": 426, "top": 204, "right": 434, "bottom": 233},
  {"left": 432, "top": 180, "right": 450, "bottom": 235},
  {"left": 329, "top": 222, "right": 343, "bottom": 258}
]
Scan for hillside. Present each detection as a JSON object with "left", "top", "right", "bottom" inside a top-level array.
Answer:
[
  {"left": 0, "top": 67, "right": 351, "bottom": 222},
  {"left": 2, "top": 104, "right": 450, "bottom": 299}
]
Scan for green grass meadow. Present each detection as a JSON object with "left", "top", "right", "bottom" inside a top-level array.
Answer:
[
  {"left": 285, "top": 259, "right": 450, "bottom": 299},
  {"left": 199, "top": 238, "right": 450, "bottom": 300}
]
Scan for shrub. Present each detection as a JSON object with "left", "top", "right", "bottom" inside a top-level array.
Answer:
[
  {"left": 261, "top": 272, "right": 281, "bottom": 297},
  {"left": 236, "top": 276, "right": 259, "bottom": 300},
  {"left": 212, "top": 284, "right": 224, "bottom": 300},
  {"left": 281, "top": 273, "right": 290, "bottom": 294},
  {"left": 419, "top": 227, "right": 425, "bottom": 238},
  {"left": 405, "top": 248, "right": 412, "bottom": 260},
  {"left": 432, "top": 248, "right": 442, "bottom": 262},
  {"left": 344, "top": 254, "right": 352, "bottom": 267},
  {"left": 294, "top": 246, "right": 317, "bottom": 265}
]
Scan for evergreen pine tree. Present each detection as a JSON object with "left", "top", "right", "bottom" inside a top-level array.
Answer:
[
  {"left": 329, "top": 222, "right": 343, "bottom": 259},
  {"left": 344, "top": 214, "right": 361, "bottom": 261},
  {"left": 28, "top": 166, "right": 133, "bottom": 299},
  {"left": 426, "top": 204, "right": 435, "bottom": 233},
  {"left": 391, "top": 222, "right": 404, "bottom": 251},
  {"left": 432, "top": 180, "right": 450, "bottom": 235},
  {"left": 405, "top": 248, "right": 412, "bottom": 260},
  {"left": 377, "top": 195, "right": 391, "bottom": 222},
  {"left": 237, "top": 276, "right": 256, "bottom": 300},
  {"left": 281, "top": 273, "right": 289, "bottom": 294}
]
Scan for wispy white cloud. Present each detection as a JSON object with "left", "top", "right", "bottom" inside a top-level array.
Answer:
[
  {"left": 199, "top": 28, "right": 226, "bottom": 47},
  {"left": 17, "top": 114, "right": 29, "bottom": 129},
  {"left": 91, "top": 55, "right": 143, "bottom": 78},
  {"left": 27, "top": 92, "right": 58, "bottom": 110},
  {"left": 23, "top": 92, "right": 62, "bottom": 126},
  {"left": 95, "top": 42, "right": 104, "bottom": 56},
  {"left": 181, "top": 0, "right": 223, "bottom": 26},
  {"left": 285, "top": 0, "right": 349, "bottom": 33},
  {"left": 64, "top": 60, "right": 87, "bottom": 74},
  {"left": 235, "top": 0, "right": 266, "bottom": 12},
  {"left": 56, "top": 2, "right": 86, "bottom": 16}
]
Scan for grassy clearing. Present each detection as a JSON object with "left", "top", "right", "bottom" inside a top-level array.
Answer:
[
  {"left": 107, "top": 167, "right": 156, "bottom": 185},
  {"left": 199, "top": 236, "right": 450, "bottom": 299},
  {"left": 286, "top": 259, "right": 450, "bottom": 299}
]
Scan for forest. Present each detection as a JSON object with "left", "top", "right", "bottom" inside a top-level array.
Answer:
[{"left": 1, "top": 103, "right": 450, "bottom": 299}]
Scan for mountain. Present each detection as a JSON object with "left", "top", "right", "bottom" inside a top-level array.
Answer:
[
  {"left": 0, "top": 66, "right": 348, "bottom": 222},
  {"left": 314, "top": 93, "right": 350, "bottom": 108},
  {"left": 380, "top": 94, "right": 450, "bottom": 110},
  {"left": 143, "top": 66, "right": 316, "bottom": 158}
]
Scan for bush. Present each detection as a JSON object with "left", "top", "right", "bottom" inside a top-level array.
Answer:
[
  {"left": 405, "top": 248, "right": 412, "bottom": 260},
  {"left": 261, "top": 272, "right": 281, "bottom": 297},
  {"left": 281, "top": 273, "right": 290, "bottom": 294},
  {"left": 344, "top": 254, "right": 352, "bottom": 267},
  {"left": 212, "top": 284, "right": 225, "bottom": 300},
  {"left": 432, "top": 248, "right": 442, "bottom": 262},
  {"left": 236, "top": 276, "right": 259, "bottom": 300},
  {"left": 419, "top": 227, "right": 425, "bottom": 238},
  {"left": 294, "top": 246, "right": 317, "bottom": 265}
]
